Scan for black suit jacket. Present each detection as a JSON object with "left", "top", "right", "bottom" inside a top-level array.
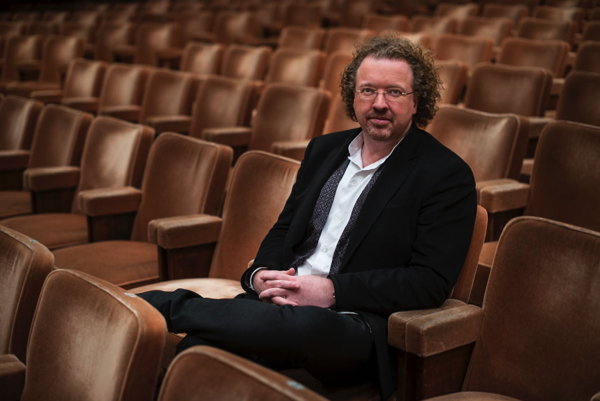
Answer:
[{"left": 241, "top": 124, "right": 477, "bottom": 398}]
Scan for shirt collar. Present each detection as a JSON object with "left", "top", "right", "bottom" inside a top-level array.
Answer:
[{"left": 347, "top": 131, "right": 406, "bottom": 170}]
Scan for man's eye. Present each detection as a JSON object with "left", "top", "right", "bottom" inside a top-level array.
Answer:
[
  {"left": 362, "top": 88, "right": 375, "bottom": 95},
  {"left": 388, "top": 89, "right": 402, "bottom": 97}
]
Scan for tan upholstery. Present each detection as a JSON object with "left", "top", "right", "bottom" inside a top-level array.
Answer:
[
  {"left": 482, "top": 4, "right": 529, "bottom": 27},
  {"left": 517, "top": 17, "right": 576, "bottom": 47},
  {"left": 220, "top": 44, "right": 271, "bottom": 81},
  {"left": 131, "top": 151, "right": 300, "bottom": 299},
  {"left": 533, "top": 5, "right": 584, "bottom": 32},
  {"left": 176, "top": 11, "right": 214, "bottom": 44},
  {"left": 420, "top": 217, "right": 600, "bottom": 401},
  {"left": 319, "top": 51, "right": 352, "bottom": 98},
  {"left": 179, "top": 41, "right": 224, "bottom": 75},
  {"left": 30, "top": 58, "right": 107, "bottom": 112},
  {"left": 157, "top": 346, "right": 327, "bottom": 401},
  {"left": 0, "top": 268, "right": 166, "bottom": 401},
  {"left": 498, "top": 37, "right": 569, "bottom": 77},
  {"left": 52, "top": 134, "right": 232, "bottom": 288},
  {"left": 96, "top": 63, "right": 149, "bottom": 117},
  {"left": 278, "top": 26, "right": 325, "bottom": 50},
  {"left": 0, "top": 104, "right": 92, "bottom": 218},
  {"left": 464, "top": 63, "right": 553, "bottom": 117},
  {"left": 322, "top": 28, "right": 374, "bottom": 55},
  {"left": 458, "top": 16, "right": 513, "bottom": 46},
  {"left": 5, "top": 35, "right": 84, "bottom": 98},
  {"left": 581, "top": 21, "right": 600, "bottom": 42},
  {"left": 435, "top": 3, "right": 479, "bottom": 20},
  {"left": 434, "top": 34, "right": 495, "bottom": 71},
  {"left": 26, "top": 22, "right": 58, "bottom": 36},
  {"left": 474, "top": 121, "right": 600, "bottom": 305},
  {"left": 134, "top": 23, "right": 182, "bottom": 66},
  {"left": 265, "top": 3, "right": 323, "bottom": 35},
  {"left": 337, "top": 0, "right": 377, "bottom": 28},
  {"left": 572, "top": 41, "right": 600, "bottom": 74},
  {"left": 555, "top": 71, "right": 600, "bottom": 127},
  {"left": 436, "top": 59, "right": 468, "bottom": 105},
  {"left": 0, "top": 226, "right": 53, "bottom": 363},
  {"left": 408, "top": 16, "right": 458, "bottom": 35},
  {"left": 0, "top": 116, "right": 153, "bottom": 249},
  {"left": 194, "top": 11, "right": 256, "bottom": 45},
  {"left": 93, "top": 22, "right": 136, "bottom": 62},
  {"left": 265, "top": 48, "right": 325, "bottom": 88},
  {"left": 0, "top": 35, "right": 44, "bottom": 92},
  {"left": 362, "top": 14, "right": 408, "bottom": 34}
]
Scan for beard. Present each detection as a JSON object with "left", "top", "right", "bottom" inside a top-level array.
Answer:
[{"left": 364, "top": 113, "right": 394, "bottom": 141}]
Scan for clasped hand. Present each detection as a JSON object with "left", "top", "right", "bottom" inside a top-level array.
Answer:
[{"left": 253, "top": 268, "right": 335, "bottom": 308}]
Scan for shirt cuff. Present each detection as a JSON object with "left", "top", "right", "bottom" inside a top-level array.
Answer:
[{"left": 248, "top": 267, "right": 267, "bottom": 291}]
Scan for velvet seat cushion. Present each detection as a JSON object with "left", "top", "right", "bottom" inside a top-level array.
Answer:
[
  {"left": 0, "top": 213, "right": 87, "bottom": 250},
  {"left": 53, "top": 240, "right": 160, "bottom": 288},
  {"left": 131, "top": 278, "right": 244, "bottom": 299},
  {"left": 0, "top": 191, "right": 31, "bottom": 219}
]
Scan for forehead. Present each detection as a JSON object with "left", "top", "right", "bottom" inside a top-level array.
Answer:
[{"left": 355, "top": 56, "right": 413, "bottom": 87}]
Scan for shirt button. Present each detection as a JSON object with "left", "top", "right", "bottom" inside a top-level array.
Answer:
[
  {"left": 321, "top": 246, "right": 328, "bottom": 253},
  {"left": 335, "top": 212, "right": 342, "bottom": 219},
  {"left": 350, "top": 179, "right": 357, "bottom": 187}
]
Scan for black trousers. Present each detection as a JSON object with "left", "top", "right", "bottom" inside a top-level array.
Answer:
[{"left": 138, "top": 289, "right": 375, "bottom": 381}]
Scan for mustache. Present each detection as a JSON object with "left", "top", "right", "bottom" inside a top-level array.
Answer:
[{"left": 367, "top": 112, "right": 392, "bottom": 120}]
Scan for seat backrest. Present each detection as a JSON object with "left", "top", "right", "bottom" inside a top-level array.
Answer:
[
  {"left": 61, "top": 58, "right": 107, "bottom": 100},
  {"left": 517, "top": 17, "right": 575, "bottom": 45},
  {"left": 38, "top": 35, "right": 84, "bottom": 84},
  {"left": 11, "top": 12, "right": 40, "bottom": 22},
  {"left": 526, "top": 120, "right": 600, "bottom": 232},
  {"left": 249, "top": 84, "right": 330, "bottom": 152},
  {"left": 97, "top": 63, "right": 149, "bottom": 111},
  {"left": 435, "top": 3, "right": 479, "bottom": 20},
  {"left": 189, "top": 75, "right": 258, "bottom": 139},
  {"left": 323, "top": 28, "right": 374, "bottom": 55},
  {"left": 340, "top": 0, "right": 377, "bottom": 28},
  {"left": 70, "top": 10, "right": 100, "bottom": 26},
  {"left": 176, "top": 11, "right": 214, "bottom": 44},
  {"left": 278, "top": 26, "right": 325, "bottom": 50},
  {"left": 1, "top": 35, "right": 44, "bottom": 81},
  {"left": 319, "top": 51, "right": 353, "bottom": 97},
  {"left": 428, "top": 105, "right": 528, "bottom": 182},
  {"left": 212, "top": 11, "right": 255, "bottom": 45},
  {"left": 463, "top": 216, "right": 600, "bottom": 401},
  {"left": 458, "top": 16, "right": 513, "bottom": 46},
  {"left": 281, "top": 3, "right": 323, "bottom": 28},
  {"left": 482, "top": 4, "right": 529, "bottom": 27},
  {"left": 0, "top": 95, "right": 43, "bottom": 151},
  {"left": 220, "top": 44, "right": 271, "bottom": 81},
  {"left": 21, "top": 269, "right": 166, "bottom": 401},
  {"left": 41, "top": 11, "right": 69, "bottom": 24},
  {"left": 138, "top": 69, "right": 198, "bottom": 125},
  {"left": 180, "top": 41, "right": 224, "bottom": 75},
  {"left": 94, "top": 22, "right": 136, "bottom": 62},
  {"left": 434, "top": 33, "right": 495, "bottom": 71},
  {"left": 464, "top": 63, "right": 553, "bottom": 117},
  {"left": 130, "top": 134, "right": 232, "bottom": 242},
  {"left": 134, "top": 23, "right": 181, "bottom": 66},
  {"left": 362, "top": 14, "right": 408, "bottom": 34},
  {"left": 555, "top": 71, "right": 600, "bottom": 127},
  {"left": 498, "top": 37, "right": 569, "bottom": 77},
  {"left": 265, "top": 48, "right": 325, "bottom": 88},
  {"left": 157, "top": 346, "right": 328, "bottom": 401},
  {"left": 59, "top": 22, "right": 96, "bottom": 44},
  {"left": 322, "top": 94, "right": 360, "bottom": 134},
  {"left": 72, "top": 116, "right": 154, "bottom": 214},
  {"left": 28, "top": 104, "right": 93, "bottom": 169},
  {"left": 436, "top": 59, "right": 468, "bottom": 105},
  {"left": 0, "top": 21, "right": 26, "bottom": 37},
  {"left": 209, "top": 151, "right": 300, "bottom": 280},
  {"left": 573, "top": 41, "right": 600, "bottom": 74},
  {"left": 408, "top": 16, "right": 458, "bottom": 35},
  {"left": 0, "top": 226, "right": 53, "bottom": 362},
  {"left": 581, "top": 21, "right": 600, "bottom": 42},
  {"left": 533, "top": 5, "right": 584, "bottom": 32}
]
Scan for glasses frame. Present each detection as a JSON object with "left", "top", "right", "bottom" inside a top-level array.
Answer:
[{"left": 355, "top": 87, "right": 414, "bottom": 102}]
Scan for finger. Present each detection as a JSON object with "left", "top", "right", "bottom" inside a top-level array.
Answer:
[
  {"left": 261, "top": 279, "right": 300, "bottom": 290},
  {"left": 258, "top": 288, "right": 289, "bottom": 300},
  {"left": 259, "top": 271, "right": 298, "bottom": 282},
  {"left": 270, "top": 296, "right": 298, "bottom": 306}
]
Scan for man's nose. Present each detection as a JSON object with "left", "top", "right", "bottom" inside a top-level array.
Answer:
[{"left": 372, "top": 92, "right": 389, "bottom": 109}]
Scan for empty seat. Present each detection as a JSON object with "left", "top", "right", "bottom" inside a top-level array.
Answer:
[
  {"left": 175, "top": 11, "right": 214, "bottom": 45},
  {"left": 277, "top": 26, "right": 325, "bottom": 50},
  {"left": 52, "top": 134, "right": 232, "bottom": 288},
  {"left": 26, "top": 21, "right": 59, "bottom": 36},
  {"left": 5, "top": 35, "right": 84, "bottom": 98},
  {"left": 434, "top": 33, "right": 495, "bottom": 71},
  {"left": 408, "top": 16, "right": 459, "bottom": 36},
  {"left": 323, "top": 28, "right": 374, "bottom": 55},
  {"left": 115, "top": 23, "right": 182, "bottom": 66},
  {"left": 436, "top": 59, "right": 468, "bottom": 104},
  {"left": 92, "top": 22, "right": 136, "bottom": 62},
  {"left": 319, "top": 51, "right": 353, "bottom": 98},
  {"left": 435, "top": 3, "right": 480, "bottom": 20},
  {"left": 265, "top": 48, "right": 325, "bottom": 87},
  {"left": 157, "top": 346, "right": 327, "bottom": 401},
  {"left": 195, "top": 11, "right": 256, "bottom": 45},
  {"left": 580, "top": 21, "right": 600, "bottom": 42},
  {"left": 220, "top": 44, "right": 271, "bottom": 81},
  {"left": 482, "top": 4, "right": 529, "bottom": 27},
  {"left": 362, "top": 14, "right": 408, "bottom": 34},
  {"left": 0, "top": 226, "right": 53, "bottom": 364},
  {"left": 554, "top": 71, "right": 600, "bottom": 127},
  {"left": 572, "top": 41, "right": 600, "bottom": 74},
  {"left": 179, "top": 41, "right": 224, "bottom": 75},
  {"left": 533, "top": 5, "right": 584, "bottom": 33},
  {"left": 29, "top": 58, "right": 107, "bottom": 112},
  {"left": 517, "top": 17, "right": 576, "bottom": 47},
  {"left": 0, "top": 35, "right": 44, "bottom": 93},
  {"left": 0, "top": 116, "right": 153, "bottom": 250},
  {"left": 336, "top": 0, "right": 378, "bottom": 28},
  {"left": 497, "top": 37, "right": 570, "bottom": 78},
  {"left": 265, "top": 3, "right": 324, "bottom": 36},
  {"left": 458, "top": 16, "right": 513, "bottom": 46},
  {"left": 0, "top": 268, "right": 166, "bottom": 401},
  {"left": 96, "top": 63, "right": 149, "bottom": 117}
]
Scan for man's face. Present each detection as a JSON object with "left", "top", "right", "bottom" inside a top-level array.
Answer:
[{"left": 353, "top": 56, "right": 418, "bottom": 144}]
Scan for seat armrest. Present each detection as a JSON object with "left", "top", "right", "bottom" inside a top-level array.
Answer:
[
  {"left": 0, "top": 354, "right": 26, "bottom": 401},
  {"left": 388, "top": 300, "right": 482, "bottom": 357},
  {"left": 78, "top": 186, "right": 143, "bottom": 217},
  {"left": 192, "top": 32, "right": 217, "bottom": 43},
  {"left": 98, "top": 105, "right": 142, "bottom": 123},
  {"left": 270, "top": 140, "right": 310, "bottom": 161},
  {"left": 113, "top": 44, "right": 136, "bottom": 58},
  {"left": 0, "top": 150, "right": 30, "bottom": 171},
  {"left": 61, "top": 97, "right": 99, "bottom": 113},
  {"left": 30, "top": 89, "right": 63, "bottom": 104},
  {"left": 478, "top": 180, "right": 530, "bottom": 213},
  {"left": 23, "top": 166, "right": 80, "bottom": 191},
  {"left": 145, "top": 115, "right": 192, "bottom": 134},
  {"left": 202, "top": 127, "right": 252, "bottom": 148},
  {"left": 148, "top": 214, "right": 223, "bottom": 249}
]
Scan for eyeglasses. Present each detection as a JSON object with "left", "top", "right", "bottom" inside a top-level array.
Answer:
[{"left": 355, "top": 87, "right": 414, "bottom": 101}]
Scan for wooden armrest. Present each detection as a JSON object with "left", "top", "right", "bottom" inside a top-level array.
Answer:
[
  {"left": 23, "top": 166, "right": 80, "bottom": 191},
  {"left": 202, "top": 127, "right": 252, "bottom": 148},
  {"left": 145, "top": 115, "right": 192, "bottom": 134},
  {"left": 78, "top": 186, "right": 142, "bottom": 217},
  {"left": 148, "top": 214, "right": 223, "bottom": 249}
]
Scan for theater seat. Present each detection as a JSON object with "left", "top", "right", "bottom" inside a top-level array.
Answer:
[
  {"left": 436, "top": 59, "right": 468, "bottom": 105},
  {"left": 157, "top": 346, "right": 327, "bottom": 401},
  {"left": 400, "top": 217, "right": 600, "bottom": 401},
  {"left": 0, "top": 104, "right": 92, "bottom": 218},
  {"left": 52, "top": 134, "right": 232, "bottom": 288},
  {"left": 220, "top": 44, "right": 271, "bottom": 81},
  {"left": 0, "top": 35, "right": 44, "bottom": 93},
  {"left": 0, "top": 116, "right": 153, "bottom": 250},
  {"left": 179, "top": 41, "right": 224, "bottom": 76},
  {"left": 434, "top": 34, "right": 495, "bottom": 72},
  {"left": 265, "top": 48, "right": 325, "bottom": 88},
  {"left": 323, "top": 28, "right": 374, "bottom": 55},
  {"left": 96, "top": 63, "right": 149, "bottom": 117},
  {"left": 0, "top": 269, "right": 166, "bottom": 401},
  {"left": 0, "top": 95, "right": 43, "bottom": 190},
  {"left": 0, "top": 226, "right": 53, "bottom": 364}
]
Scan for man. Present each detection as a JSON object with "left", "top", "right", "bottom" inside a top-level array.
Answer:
[{"left": 139, "top": 35, "right": 477, "bottom": 399}]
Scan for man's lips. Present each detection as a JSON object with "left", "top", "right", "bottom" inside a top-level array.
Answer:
[{"left": 367, "top": 116, "right": 391, "bottom": 125}]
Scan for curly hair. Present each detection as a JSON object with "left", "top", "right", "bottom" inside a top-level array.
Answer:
[{"left": 339, "top": 34, "right": 442, "bottom": 128}]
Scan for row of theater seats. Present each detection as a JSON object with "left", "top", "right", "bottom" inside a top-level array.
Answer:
[{"left": 2, "top": 129, "right": 600, "bottom": 400}]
